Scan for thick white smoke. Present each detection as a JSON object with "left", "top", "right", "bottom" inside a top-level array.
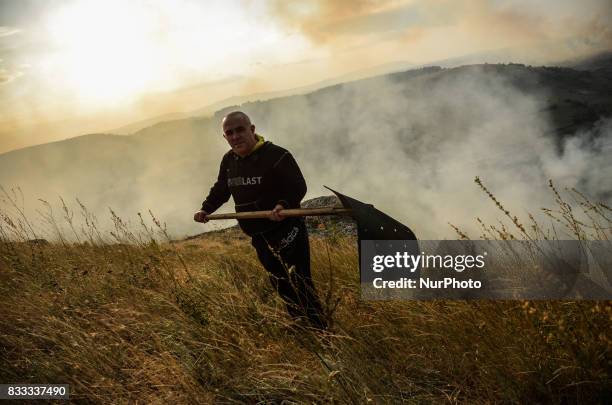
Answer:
[{"left": 244, "top": 66, "right": 612, "bottom": 238}]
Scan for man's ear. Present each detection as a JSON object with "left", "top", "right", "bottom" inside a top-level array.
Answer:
[{"left": 251, "top": 124, "right": 256, "bottom": 133}]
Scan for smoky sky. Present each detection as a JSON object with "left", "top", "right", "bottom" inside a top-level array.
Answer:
[
  {"left": 270, "top": 0, "right": 612, "bottom": 47},
  {"left": 0, "top": 1, "right": 610, "bottom": 241},
  {"left": 1, "top": 0, "right": 611, "bottom": 156},
  {"left": 0, "top": 0, "right": 50, "bottom": 26}
]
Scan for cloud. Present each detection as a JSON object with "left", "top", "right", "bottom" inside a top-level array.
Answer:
[
  {"left": 0, "top": 26, "right": 21, "bottom": 37},
  {"left": 269, "top": 0, "right": 421, "bottom": 43},
  {"left": 0, "top": 0, "right": 49, "bottom": 26},
  {"left": 0, "top": 24, "right": 26, "bottom": 86},
  {"left": 0, "top": 66, "right": 22, "bottom": 84},
  {"left": 0, "top": 50, "right": 24, "bottom": 84},
  {"left": 458, "top": 0, "right": 612, "bottom": 50},
  {"left": 269, "top": 0, "right": 612, "bottom": 62}
]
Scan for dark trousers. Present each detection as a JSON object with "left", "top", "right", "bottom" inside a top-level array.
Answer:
[{"left": 251, "top": 218, "right": 327, "bottom": 329}]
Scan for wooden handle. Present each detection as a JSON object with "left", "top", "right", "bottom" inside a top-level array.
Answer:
[{"left": 206, "top": 206, "right": 352, "bottom": 220}]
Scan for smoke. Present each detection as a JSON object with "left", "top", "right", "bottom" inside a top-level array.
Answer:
[
  {"left": 1, "top": 64, "right": 610, "bottom": 241},
  {"left": 539, "top": 119, "right": 612, "bottom": 199},
  {"left": 242, "top": 66, "right": 612, "bottom": 239}
]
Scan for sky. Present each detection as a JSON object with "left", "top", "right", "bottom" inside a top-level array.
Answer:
[{"left": 0, "top": 0, "right": 610, "bottom": 154}]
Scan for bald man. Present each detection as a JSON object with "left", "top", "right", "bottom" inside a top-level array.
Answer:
[{"left": 194, "top": 111, "right": 327, "bottom": 330}]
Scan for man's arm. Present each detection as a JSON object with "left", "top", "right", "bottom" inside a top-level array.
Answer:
[{"left": 200, "top": 156, "right": 231, "bottom": 214}]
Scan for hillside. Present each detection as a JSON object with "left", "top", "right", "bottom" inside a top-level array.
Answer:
[{"left": 1, "top": 194, "right": 609, "bottom": 402}]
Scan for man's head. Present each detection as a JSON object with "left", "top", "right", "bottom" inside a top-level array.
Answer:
[{"left": 222, "top": 111, "right": 257, "bottom": 157}]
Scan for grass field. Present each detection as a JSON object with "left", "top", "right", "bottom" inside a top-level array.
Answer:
[{"left": 0, "top": 180, "right": 610, "bottom": 403}]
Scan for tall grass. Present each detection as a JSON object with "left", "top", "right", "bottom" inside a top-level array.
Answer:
[{"left": 0, "top": 182, "right": 610, "bottom": 403}]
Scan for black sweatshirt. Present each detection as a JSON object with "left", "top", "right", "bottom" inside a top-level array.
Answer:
[{"left": 201, "top": 140, "right": 307, "bottom": 236}]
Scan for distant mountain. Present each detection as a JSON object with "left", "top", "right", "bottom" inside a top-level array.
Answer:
[
  {"left": 109, "top": 47, "right": 611, "bottom": 137},
  {"left": 562, "top": 51, "right": 612, "bottom": 73},
  {"left": 1, "top": 54, "right": 611, "bottom": 239},
  {"left": 108, "top": 60, "right": 415, "bottom": 135}
]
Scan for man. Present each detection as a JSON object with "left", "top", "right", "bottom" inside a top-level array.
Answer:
[{"left": 194, "top": 111, "right": 327, "bottom": 330}]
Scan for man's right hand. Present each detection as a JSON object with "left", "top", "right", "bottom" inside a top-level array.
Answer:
[{"left": 193, "top": 210, "right": 209, "bottom": 223}]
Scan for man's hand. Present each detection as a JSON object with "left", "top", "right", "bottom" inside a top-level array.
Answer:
[
  {"left": 194, "top": 210, "right": 209, "bottom": 223},
  {"left": 269, "top": 204, "right": 285, "bottom": 221}
]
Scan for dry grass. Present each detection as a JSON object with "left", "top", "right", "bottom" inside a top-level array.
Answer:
[{"left": 0, "top": 182, "right": 610, "bottom": 404}]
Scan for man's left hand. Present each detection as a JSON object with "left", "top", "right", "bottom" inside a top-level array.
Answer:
[{"left": 269, "top": 204, "right": 285, "bottom": 221}]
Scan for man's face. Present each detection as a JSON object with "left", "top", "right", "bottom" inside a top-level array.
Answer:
[{"left": 222, "top": 115, "right": 257, "bottom": 157}]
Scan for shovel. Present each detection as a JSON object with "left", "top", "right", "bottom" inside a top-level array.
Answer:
[{"left": 205, "top": 186, "right": 417, "bottom": 241}]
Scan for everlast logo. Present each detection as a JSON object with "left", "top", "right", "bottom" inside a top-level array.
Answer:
[{"left": 228, "top": 176, "right": 263, "bottom": 187}]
